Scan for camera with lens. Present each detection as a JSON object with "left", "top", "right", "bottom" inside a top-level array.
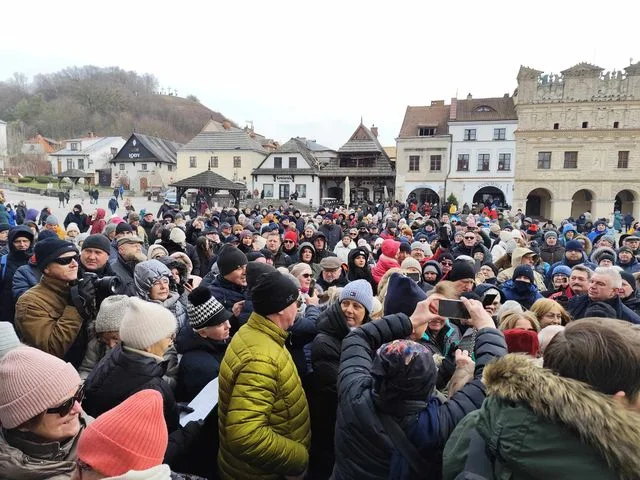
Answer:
[
  {"left": 74, "top": 273, "right": 123, "bottom": 320},
  {"left": 82, "top": 273, "right": 122, "bottom": 296}
]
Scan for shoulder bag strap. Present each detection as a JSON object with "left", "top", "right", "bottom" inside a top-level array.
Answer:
[{"left": 378, "top": 412, "right": 430, "bottom": 475}]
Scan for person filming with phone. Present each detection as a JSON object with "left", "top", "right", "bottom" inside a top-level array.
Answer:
[{"left": 332, "top": 273, "right": 507, "bottom": 479}]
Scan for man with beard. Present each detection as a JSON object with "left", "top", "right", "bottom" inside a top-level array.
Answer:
[
  {"left": 0, "top": 226, "right": 34, "bottom": 323},
  {"left": 109, "top": 236, "right": 146, "bottom": 296}
]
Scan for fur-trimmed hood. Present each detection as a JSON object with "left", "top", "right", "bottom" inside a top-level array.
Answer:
[{"left": 483, "top": 354, "right": 640, "bottom": 479}]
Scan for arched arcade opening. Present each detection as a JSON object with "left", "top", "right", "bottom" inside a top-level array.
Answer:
[
  {"left": 571, "top": 189, "right": 595, "bottom": 219},
  {"left": 615, "top": 189, "right": 637, "bottom": 215},
  {"left": 526, "top": 188, "right": 552, "bottom": 220},
  {"left": 407, "top": 188, "right": 439, "bottom": 205},
  {"left": 473, "top": 187, "right": 506, "bottom": 209}
]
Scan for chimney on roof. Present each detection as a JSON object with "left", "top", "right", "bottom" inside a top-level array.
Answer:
[
  {"left": 504, "top": 93, "right": 509, "bottom": 98},
  {"left": 450, "top": 98, "right": 457, "bottom": 120},
  {"left": 371, "top": 125, "right": 378, "bottom": 137},
  {"left": 222, "top": 121, "right": 231, "bottom": 130},
  {"left": 466, "top": 93, "right": 472, "bottom": 100}
]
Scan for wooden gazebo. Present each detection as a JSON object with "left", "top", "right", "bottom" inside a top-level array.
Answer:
[
  {"left": 169, "top": 169, "right": 245, "bottom": 209},
  {"left": 56, "top": 169, "right": 95, "bottom": 188}
]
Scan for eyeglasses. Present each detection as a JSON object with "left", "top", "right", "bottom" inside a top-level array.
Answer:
[
  {"left": 47, "top": 384, "right": 84, "bottom": 417},
  {"left": 52, "top": 254, "right": 80, "bottom": 266},
  {"left": 301, "top": 273, "right": 313, "bottom": 278},
  {"left": 349, "top": 232, "right": 358, "bottom": 236},
  {"left": 464, "top": 236, "right": 476, "bottom": 240},
  {"left": 441, "top": 261, "right": 453, "bottom": 266}
]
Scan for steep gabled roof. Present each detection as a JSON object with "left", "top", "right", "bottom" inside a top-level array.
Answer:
[
  {"left": 398, "top": 104, "right": 451, "bottom": 137},
  {"left": 452, "top": 96, "right": 517, "bottom": 122},
  {"left": 50, "top": 136, "right": 124, "bottom": 156},
  {"left": 133, "top": 133, "right": 181, "bottom": 165},
  {"left": 339, "top": 123, "right": 383, "bottom": 153},
  {"left": 180, "top": 131, "right": 267, "bottom": 154},
  {"left": 275, "top": 138, "right": 318, "bottom": 167}
]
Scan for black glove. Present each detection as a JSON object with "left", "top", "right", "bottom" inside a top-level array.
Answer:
[
  {"left": 176, "top": 402, "right": 195, "bottom": 414},
  {"left": 71, "top": 274, "right": 98, "bottom": 320},
  {"left": 439, "top": 226, "right": 451, "bottom": 249}
]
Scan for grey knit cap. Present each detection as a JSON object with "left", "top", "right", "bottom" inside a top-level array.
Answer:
[
  {"left": 96, "top": 295, "right": 130, "bottom": 334},
  {"left": 339, "top": 279, "right": 373, "bottom": 312}
]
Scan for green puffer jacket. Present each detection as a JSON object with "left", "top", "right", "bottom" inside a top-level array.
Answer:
[
  {"left": 443, "top": 355, "right": 640, "bottom": 480},
  {"left": 217, "top": 312, "right": 310, "bottom": 480}
]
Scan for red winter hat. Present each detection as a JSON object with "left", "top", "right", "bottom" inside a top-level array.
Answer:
[
  {"left": 381, "top": 239, "right": 400, "bottom": 258},
  {"left": 284, "top": 230, "right": 298, "bottom": 245},
  {"left": 504, "top": 329, "right": 540, "bottom": 357},
  {"left": 77, "top": 389, "right": 168, "bottom": 476}
]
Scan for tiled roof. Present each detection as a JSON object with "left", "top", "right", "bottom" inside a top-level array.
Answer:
[
  {"left": 452, "top": 97, "right": 517, "bottom": 122},
  {"left": 338, "top": 124, "right": 384, "bottom": 153},
  {"left": 180, "top": 131, "right": 267, "bottom": 153},
  {"left": 561, "top": 63, "right": 603, "bottom": 77},
  {"left": 273, "top": 138, "right": 319, "bottom": 168},
  {"left": 56, "top": 169, "right": 94, "bottom": 178},
  {"left": 295, "top": 137, "right": 333, "bottom": 152},
  {"left": 134, "top": 133, "right": 181, "bottom": 165},
  {"left": 317, "top": 167, "right": 394, "bottom": 178},
  {"left": 170, "top": 170, "right": 244, "bottom": 191},
  {"left": 398, "top": 104, "right": 450, "bottom": 137}
]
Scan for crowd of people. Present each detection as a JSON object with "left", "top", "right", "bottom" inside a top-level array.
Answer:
[{"left": 0, "top": 192, "right": 639, "bottom": 479}]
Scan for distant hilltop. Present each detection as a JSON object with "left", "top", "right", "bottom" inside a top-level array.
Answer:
[{"left": 0, "top": 65, "right": 233, "bottom": 149}]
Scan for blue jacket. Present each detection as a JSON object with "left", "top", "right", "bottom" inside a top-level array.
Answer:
[
  {"left": 12, "top": 262, "right": 41, "bottom": 300},
  {"left": 501, "top": 280, "right": 543, "bottom": 310}
]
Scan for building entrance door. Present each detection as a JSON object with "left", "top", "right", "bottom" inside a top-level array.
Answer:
[{"left": 279, "top": 184, "right": 290, "bottom": 200}]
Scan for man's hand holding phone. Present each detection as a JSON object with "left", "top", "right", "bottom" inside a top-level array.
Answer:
[{"left": 459, "top": 296, "right": 495, "bottom": 330}]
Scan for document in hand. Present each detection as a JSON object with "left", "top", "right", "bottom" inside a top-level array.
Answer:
[{"left": 179, "top": 377, "right": 219, "bottom": 426}]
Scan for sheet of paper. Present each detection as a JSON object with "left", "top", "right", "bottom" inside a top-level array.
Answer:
[{"left": 179, "top": 377, "right": 219, "bottom": 426}]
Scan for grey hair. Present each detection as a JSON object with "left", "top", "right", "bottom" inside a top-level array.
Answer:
[{"left": 594, "top": 266, "right": 622, "bottom": 289}]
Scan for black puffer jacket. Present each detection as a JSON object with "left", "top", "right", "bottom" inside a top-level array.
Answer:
[
  {"left": 331, "top": 315, "right": 507, "bottom": 480},
  {"left": 308, "top": 302, "right": 361, "bottom": 478},
  {"left": 0, "top": 226, "right": 34, "bottom": 323},
  {"left": 175, "top": 326, "right": 227, "bottom": 403}
]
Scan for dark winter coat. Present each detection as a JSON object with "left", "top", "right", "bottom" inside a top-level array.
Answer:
[
  {"left": 331, "top": 315, "right": 507, "bottom": 480},
  {"left": 203, "top": 275, "right": 251, "bottom": 332},
  {"left": 443, "top": 355, "right": 640, "bottom": 480},
  {"left": 319, "top": 223, "right": 342, "bottom": 250},
  {"left": 316, "top": 270, "right": 348, "bottom": 291},
  {"left": 11, "top": 260, "right": 41, "bottom": 300},
  {"left": 539, "top": 243, "right": 565, "bottom": 265},
  {"left": 0, "top": 226, "right": 34, "bottom": 323},
  {"left": 175, "top": 326, "right": 228, "bottom": 402},
  {"left": 567, "top": 294, "right": 640, "bottom": 324},
  {"left": 500, "top": 280, "right": 544, "bottom": 310},
  {"left": 63, "top": 210, "right": 88, "bottom": 232},
  {"left": 109, "top": 255, "right": 138, "bottom": 296}
]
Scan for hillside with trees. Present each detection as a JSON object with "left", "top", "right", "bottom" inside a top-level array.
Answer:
[{"left": 0, "top": 66, "right": 231, "bottom": 153}]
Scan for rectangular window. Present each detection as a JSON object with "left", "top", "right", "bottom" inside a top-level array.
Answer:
[
  {"left": 273, "top": 157, "right": 282, "bottom": 169},
  {"left": 477, "top": 154, "right": 490, "bottom": 171},
  {"left": 67, "top": 159, "right": 73, "bottom": 169},
  {"left": 493, "top": 128, "right": 506, "bottom": 140},
  {"left": 582, "top": 121, "right": 588, "bottom": 128},
  {"left": 289, "top": 157, "right": 297, "bottom": 169},
  {"left": 70, "top": 142, "right": 79, "bottom": 151},
  {"left": 119, "top": 163, "right": 125, "bottom": 171},
  {"left": 564, "top": 151, "right": 578, "bottom": 169},
  {"left": 141, "top": 163, "right": 148, "bottom": 171},
  {"left": 77, "top": 159, "right": 84, "bottom": 170},
  {"left": 263, "top": 183, "right": 274, "bottom": 198},
  {"left": 429, "top": 155, "right": 441, "bottom": 171},
  {"left": 110, "top": 147, "right": 118, "bottom": 156},
  {"left": 463, "top": 129, "right": 476, "bottom": 141},
  {"left": 614, "top": 121, "right": 620, "bottom": 129},
  {"left": 418, "top": 127, "right": 436, "bottom": 136},
  {"left": 295, "top": 184, "right": 307, "bottom": 198},
  {"left": 618, "top": 151, "right": 629, "bottom": 168},
  {"left": 498, "top": 153, "right": 511, "bottom": 171},
  {"left": 409, "top": 155, "right": 420, "bottom": 172},
  {"left": 553, "top": 123, "right": 559, "bottom": 130},
  {"left": 457, "top": 154, "right": 469, "bottom": 171},
  {"left": 537, "top": 152, "right": 551, "bottom": 169},
  {"left": 189, "top": 156, "right": 197, "bottom": 168},
  {"left": 233, "top": 156, "right": 241, "bottom": 168},
  {"left": 167, "top": 165, "right": 173, "bottom": 172},
  {"left": 210, "top": 156, "right": 218, "bottom": 168}
]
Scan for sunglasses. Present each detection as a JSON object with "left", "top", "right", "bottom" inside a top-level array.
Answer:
[
  {"left": 47, "top": 384, "right": 84, "bottom": 417},
  {"left": 283, "top": 240, "right": 295, "bottom": 244},
  {"left": 441, "top": 261, "right": 453, "bottom": 266},
  {"left": 52, "top": 254, "right": 80, "bottom": 266},
  {"left": 301, "top": 273, "right": 313, "bottom": 278},
  {"left": 464, "top": 236, "right": 476, "bottom": 240}
]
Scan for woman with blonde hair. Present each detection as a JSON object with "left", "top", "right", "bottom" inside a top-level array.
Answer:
[
  {"left": 499, "top": 310, "right": 541, "bottom": 332},
  {"left": 530, "top": 298, "right": 572, "bottom": 328}
]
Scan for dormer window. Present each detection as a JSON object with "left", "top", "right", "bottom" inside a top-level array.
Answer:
[
  {"left": 475, "top": 105, "right": 495, "bottom": 112},
  {"left": 418, "top": 127, "right": 436, "bottom": 136},
  {"left": 70, "top": 142, "right": 79, "bottom": 151}
]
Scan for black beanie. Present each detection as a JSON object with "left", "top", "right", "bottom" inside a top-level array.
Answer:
[
  {"left": 82, "top": 234, "right": 111, "bottom": 254},
  {"left": 448, "top": 260, "right": 476, "bottom": 282},
  {"left": 584, "top": 301, "right": 618, "bottom": 319},
  {"left": 246, "top": 262, "right": 276, "bottom": 291},
  {"left": 217, "top": 246, "right": 248, "bottom": 277},
  {"left": 246, "top": 251, "right": 266, "bottom": 262},
  {"left": 620, "top": 271, "right": 637, "bottom": 294},
  {"left": 251, "top": 271, "right": 299, "bottom": 316},
  {"left": 513, "top": 264, "right": 535, "bottom": 283},
  {"left": 34, "top": 238, "right": 78, "bottom": 269}
]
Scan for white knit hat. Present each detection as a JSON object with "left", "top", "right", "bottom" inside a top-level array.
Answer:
[
  {"left": 119, "top": 298, "right": 177, "bottom": 350},
  {"left": 0, "top": 322, "right": 21, "bottom": 360},
  {"left": 96, "top": 295, "right": 130, "bottom": 334},
  {"left": 169, "top": 227, "right": 186, "bottom": 245}
]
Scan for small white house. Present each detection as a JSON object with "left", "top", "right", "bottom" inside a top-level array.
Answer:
[
  {"left": 252, "top": 137, "right": 321, "bottom": 205},
  {"left": 0, "top": 120, "right": 7, "bottom": 170},
  {"left": 48, "top": 135, "right": 125, "bottom": 176}
]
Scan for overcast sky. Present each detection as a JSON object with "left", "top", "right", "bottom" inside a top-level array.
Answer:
[{"left": 1, "top": 1, "right": 638, "bottom": 148}]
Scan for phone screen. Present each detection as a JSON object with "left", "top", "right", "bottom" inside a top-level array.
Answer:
[
  {"left": 482, "top": 293, "right": 498, "bottom": 307},
  {"left": 438, "top": 299, "right": 471, "bottom": 319}
]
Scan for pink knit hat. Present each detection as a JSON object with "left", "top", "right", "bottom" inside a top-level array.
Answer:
[
  {"left": 0, "top": 346, "right": 81, "bottom": 428},
  {"left": 77, "top": 389, "right": 168, "bottom": 476},
  {"left": 381, "top": 239, "right": 400, "bottom": 258}
]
